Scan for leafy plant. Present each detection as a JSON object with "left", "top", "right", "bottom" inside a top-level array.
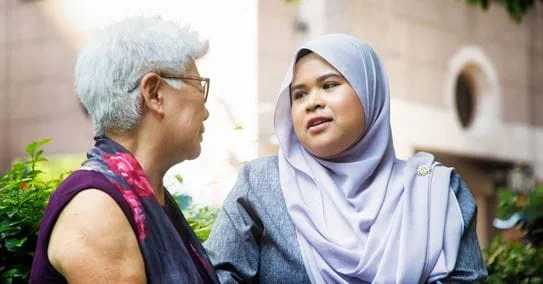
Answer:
[
  {"left": 37, "top": 154, "right": 85, "bottom": 182},
  {"left": 496, "top": 186, "right": 543, "bottom": 225},
  {"left": 173, "top": 192, "right": 218, "bottom": 242},
  {"left": 0, "top": 139, "right": 64, "bottom": 283},
  {"left": 186, "top": 206, "right": 219, "bottom": 242},
  {"left": 522, "top": 185, "right": 543, "bottom": 225},
  {"left": 496, "top": 187, "right": 523, "bottom": 219},
  {"left": 486, "top": 185, "right": 543, "bottom": 282},
  {"left": 464, "top": 0, "right": 542, "bottom": 23},
  {"left": 0, "top": 139, "right": 218, "bottom": 283},
  {"left": 485, "top": 236, "right": 543, "bottom": 283},
  {"left": 286, "top": 0, "right": 542, "bottom": 23}
]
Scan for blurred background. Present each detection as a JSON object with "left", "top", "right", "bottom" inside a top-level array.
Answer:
[{"left": 0, "top": 0, "right": 542, "bottom": 252}]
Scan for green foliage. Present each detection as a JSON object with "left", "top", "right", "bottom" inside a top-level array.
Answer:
[
  {"left": 0, "top": 139, "right": 218, "bottom": 283},
  {"left": 496, "top": 187, "right": 523, "bottom": 219},
  {"left": 496, "top": 186, "right": 543, "bottom": 223},
  {"left": 185, "top": 206, "right": 219, "bottom": 242},
  {"left": 464, "top": 0, "right": 543, "bottom": 23},
  {"left": 4, "top": 138, "right": 543, "bottom": 281},
  {"left": 0, "top": 139, "right": 219, "bottom": 283},
  {"left": 484, "top": 236, "right": 543, "bottom": 283},
  {"left": 174, "top": 191, "right": 193, "bottom": 212},
  {"left": 287, "top": 0, "right": 541, "bottom": 23},
  {"left": 173, "top": 192, "right": 218, "bottom": 242},
  {"left": 37, "top": 154, "right": 85, "bottom": 182},
  {"left": 0, "top": 139, "right": 64, "bottom": 283},
  {"left": 486, "top": 185, "right": 543, "bottom": 282},
  {"left": 174, "top": 174, "right": 184, "bottom": 185},
  {"left": 522, "top": 185, "right": 543, "bottom": 224}
]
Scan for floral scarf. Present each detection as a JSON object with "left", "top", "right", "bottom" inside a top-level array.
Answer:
[{"left": 82, "top": 136, "right": 218, "bottom": 283}]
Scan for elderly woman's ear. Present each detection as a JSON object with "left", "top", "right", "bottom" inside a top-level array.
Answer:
[{"left": 140, "top": 72, "right": 165, "bottom": 117}]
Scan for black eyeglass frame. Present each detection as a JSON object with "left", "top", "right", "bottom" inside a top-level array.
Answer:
[{"left": 128, "top": 72, "right": 210, "bottom": 102}]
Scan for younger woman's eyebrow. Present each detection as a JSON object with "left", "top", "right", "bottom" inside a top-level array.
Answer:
[{"left": 290, "top": 73, "right": 342, "bottom": 92}]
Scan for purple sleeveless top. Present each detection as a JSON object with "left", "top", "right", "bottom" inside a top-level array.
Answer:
[{"left": 29, "top": 170, "right": 209, "bottom": 283}]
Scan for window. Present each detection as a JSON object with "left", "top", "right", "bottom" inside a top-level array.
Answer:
[{"left": 455, "top": 72, "right": 476, "bottom": 128}]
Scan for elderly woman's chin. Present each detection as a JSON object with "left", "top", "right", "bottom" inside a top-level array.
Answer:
[
  {"left": 182, "top": 139, "right": 204, "bottom": 162},
  {"left": 188, "top": 143, "right": 203, "bottom": 161}
]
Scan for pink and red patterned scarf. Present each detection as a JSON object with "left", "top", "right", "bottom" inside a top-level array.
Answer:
[{"left": 83, "top": 136, "right": 217, "bottom": 283}]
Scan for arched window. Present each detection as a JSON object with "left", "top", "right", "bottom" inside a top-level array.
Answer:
[{"left": 455, "top": 72, "right": 477, "bottom": 128}]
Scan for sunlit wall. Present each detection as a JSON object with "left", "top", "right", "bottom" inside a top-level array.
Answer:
[{"left": 38, "top": 0, "right": 259, "bottom": 206}]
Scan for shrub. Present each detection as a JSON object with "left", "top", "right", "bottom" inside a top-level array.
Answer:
[
  {"left": 0, "top": 139, "right": 63, "bottom": 283},
  {"left": 173, "top": 193, "right": 218, "bottom": 242},
  {"left": 485, "top": 236, "right": 543, "bottom": 283},
  {"left": 485, "top": 186, "right": 543, "bottom": 283},
  {"left": 0, "top": 139, "right": 218, "bottom": 282}
]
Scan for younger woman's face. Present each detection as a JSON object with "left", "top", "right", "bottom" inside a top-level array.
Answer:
[{"left": 290, "top": 53, "right": 365, "bottom": 159}]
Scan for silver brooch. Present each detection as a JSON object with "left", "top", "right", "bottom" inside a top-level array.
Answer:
[{"left": 416, "top": 165, "right": 432, "bottom": 176}]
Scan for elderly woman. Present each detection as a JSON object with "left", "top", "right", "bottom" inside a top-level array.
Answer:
[
  {"left": 204, "top": 34, "right": 487, "bottom": 283},
  {"left": 30, "top": 16, "right": 218, "bottom": 283}
]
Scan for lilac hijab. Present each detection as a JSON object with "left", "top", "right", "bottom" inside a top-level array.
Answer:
[{"left": 274, "top": 34, "right": 464, "bottom": 283}]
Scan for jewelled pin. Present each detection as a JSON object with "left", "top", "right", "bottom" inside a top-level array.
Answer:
[{"left": 416, "top": 165, "right": 432, "bottom": 176}]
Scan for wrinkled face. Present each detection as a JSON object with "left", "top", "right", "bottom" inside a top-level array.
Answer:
[
  {"left": 162, "top": 61, "right": 209, "bottom": 161},
  {"left": 290, "top": 53, "right": 365, "bottom": 159}
]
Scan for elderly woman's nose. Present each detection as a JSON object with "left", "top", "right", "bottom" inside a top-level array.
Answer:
[{"left": 204, "top": 107, "right": 210, "bottom": 121}]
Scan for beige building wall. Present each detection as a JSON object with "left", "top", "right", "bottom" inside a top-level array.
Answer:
[
  {"left": 258, "top": 0, "right": 542, "bottom": 166},
  {"left": 0, "top": 0, "right": 261, "bottom": 207},
  {"left": 0, "top": 0, "right": 94, "bottom": 173},
  {"left": 341, "top": 1, "right": 542, "bottom": 166},
  {"left": 257, "top": 1, "right": 298, "bottom": 154},
  {"left": 1, "top": 0, "right": 541, "bottom": 223},
  {"left": 257, "top": 0, "right": 542, "bottom": 247}
]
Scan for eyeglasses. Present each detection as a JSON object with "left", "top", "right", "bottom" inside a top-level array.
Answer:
[
  {"left": 128, "top": 72, "right": 210, "bottom": 102},
  {"left": 160, "top": 74, "right": 210, "bottom": 102}
]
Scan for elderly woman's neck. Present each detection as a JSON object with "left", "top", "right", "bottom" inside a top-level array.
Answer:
[{"left": 108, "top": 132, "right": 168, "bottom": 205}]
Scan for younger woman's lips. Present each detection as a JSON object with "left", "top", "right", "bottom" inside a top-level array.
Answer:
[
  {"left": 308, "top": 120, "right": 331, "bottom": 134},
  {"left": 307, "top": 116, "right": 333, "bottom": 129}
]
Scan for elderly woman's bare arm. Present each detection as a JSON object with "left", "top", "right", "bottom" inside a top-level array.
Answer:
[{"left": 47, "top": 189, "right": 146, "bottom": 283}]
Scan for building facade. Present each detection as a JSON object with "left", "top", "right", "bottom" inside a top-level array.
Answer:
[
  {"left": 1, "top": 0, "right": 542, "bottom": 248},
  {"left": 257, "top": 0, "right": 543, "bottom": 247}
]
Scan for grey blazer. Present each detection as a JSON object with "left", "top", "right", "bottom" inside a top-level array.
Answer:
[{"left": 204, "top": 156, "right": 487, "bottom": 283}]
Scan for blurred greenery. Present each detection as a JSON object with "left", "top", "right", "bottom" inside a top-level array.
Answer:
[
  {"left": 37, "top": 154, "right": 86, "bottom": 181},
  {"left": 496, "top": 186, "right": 543, "bottom": 224},
  {"left": 0, "top": 139, "right": 218, "bottom": 282},
  {"left": 173, "top": 191, "right": 219, "bottom": 242},
  {"left": 522, "top": 186, "right": 543, "bottom": 224},
  {"left": 486, "top": 185, "right": 543, "bottom": 282},
  {"left": 496, "top": 188, "right": 521, "bottom": 219},
  {"left": 464, "top": 0, "right": 542, "bottom": 23},
  {"left": 0, "top": 139, "right": 63, "bottom": 283},
  {"left": 485, "top": 237, "right": 543, "bottom": 283},
  {"left": 286, "top": 0, "right": 541, "bottom": 23},
  {"left": 3, "top": 139, "right": 543, "bottom": 282}
]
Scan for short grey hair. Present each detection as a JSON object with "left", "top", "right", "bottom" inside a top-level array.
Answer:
[{"left": 75, "top": 16, "right": 209, "bottom": 136}]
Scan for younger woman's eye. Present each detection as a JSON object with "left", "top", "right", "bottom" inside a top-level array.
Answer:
[
  {"left": 323, "top": 81, "right": 339, "bottom": 90},
  {"left": 292, "top": 91, "right": 306, "bottom": 100}
]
